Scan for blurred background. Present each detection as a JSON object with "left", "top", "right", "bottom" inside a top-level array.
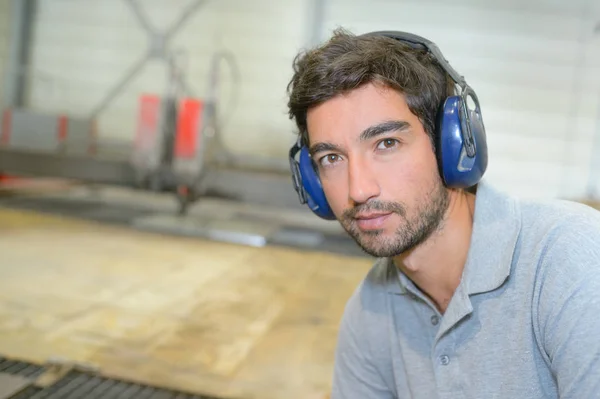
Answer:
[{"left": 0, "top": 0, "right": 599, "bottom": 398}]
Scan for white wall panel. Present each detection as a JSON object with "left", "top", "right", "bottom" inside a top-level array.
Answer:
[
  {"left": 26, "top": 0, "right": 310, "bottom": 162},
  {"left": 322, "top": 0, "right": 600, "bottom": 200},
  {"left": 0, "top": 0, "right": 11, "bottom": 102}
]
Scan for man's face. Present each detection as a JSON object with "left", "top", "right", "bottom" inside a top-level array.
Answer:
[{"left": 306, "top": 82, "right": 450, "bottom": 257}]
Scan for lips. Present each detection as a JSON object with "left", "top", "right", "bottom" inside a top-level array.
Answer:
[{"left": 355, "top": 212, "right": 392, "bottom": 230}]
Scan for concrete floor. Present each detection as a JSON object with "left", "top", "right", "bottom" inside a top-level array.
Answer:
[{"left": 0, "top": 200, "right": 374, "bottom": 399}]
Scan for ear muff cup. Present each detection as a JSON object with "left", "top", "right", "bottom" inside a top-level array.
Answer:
[
  {"left": 298, "top": 146, "right": 336, "bottom": 220},
  {"left": 437, "top": 95, "right": 488, "bottom": 189}
]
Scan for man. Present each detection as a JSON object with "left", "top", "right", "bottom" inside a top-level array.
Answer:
[{"left": 286, "top": 28, "right": 600, "bottom": 398}]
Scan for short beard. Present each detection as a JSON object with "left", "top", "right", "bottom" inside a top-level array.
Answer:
[{"left": 340, "top": 179, "right": 450, "bottom": 258}]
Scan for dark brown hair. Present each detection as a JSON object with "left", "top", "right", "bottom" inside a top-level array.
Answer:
[{"left": 286, "top": 28, "right": 455, "bottom": 148}]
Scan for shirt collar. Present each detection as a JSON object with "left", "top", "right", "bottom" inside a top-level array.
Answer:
[{"left": 461, "top": 180, "right": 521, "bottom": 295}]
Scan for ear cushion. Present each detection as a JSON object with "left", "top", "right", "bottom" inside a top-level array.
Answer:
[
  {"left": 437, "top": 96, "right": 488, "bottom": 188},
  {"left": 298, "top": 146, "right": 336, "bottom": 220}
]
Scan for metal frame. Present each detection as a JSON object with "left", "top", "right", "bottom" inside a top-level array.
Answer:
[
  {"left": 0, "top": 148, "right": 304, "bottom": 210},
  {"left": 0, "top": 355, "right": 224, "bottom": 399},
  {"left": 2, "top": 0, "right": 37, "bottom": 108},
  {"left": 89, "top": 0, "right": 205, "bottom": 119}
]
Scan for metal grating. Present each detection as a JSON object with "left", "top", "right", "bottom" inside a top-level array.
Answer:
[
  {"left": 0, "top": 357, "right": 228, "bottom": 399},
  {"left": 0, "top": 358, "right": 45, "bottom": 379}
]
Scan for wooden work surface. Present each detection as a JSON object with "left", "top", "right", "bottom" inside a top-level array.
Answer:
[{"left": 0, "top": 207, "right": 373, "bottom": 399}]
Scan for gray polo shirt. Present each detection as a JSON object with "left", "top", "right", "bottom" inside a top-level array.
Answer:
[{"left": 331, "top": 181, "right": 600, "bottom": 399}]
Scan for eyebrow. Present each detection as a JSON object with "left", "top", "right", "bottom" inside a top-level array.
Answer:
[
  {"left": 359, "top": 120, "right": 410, "bottom": 141},
  {"left": 309, "top": 120, "right": 411, "bottom": 157}
]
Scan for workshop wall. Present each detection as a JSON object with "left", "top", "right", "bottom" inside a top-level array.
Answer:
[
  {"left": 0, "top": 0, "right": 11, "bottom": 103},
  {"left": 25, "top": 0, "right": 311, "bottom": 163},
  {"left": 20, "top": 0, "right": 600, "bottom": 200},
  {"left": 322, "top": 0, "right": 600, "bottom": 200}
]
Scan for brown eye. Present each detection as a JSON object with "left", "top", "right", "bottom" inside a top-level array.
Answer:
[
  {"left": 377, "top": 139, "right": 399, "bottom": 150},
  {"left": 319, "top": 154, "right": 341, "bottom": 167}
]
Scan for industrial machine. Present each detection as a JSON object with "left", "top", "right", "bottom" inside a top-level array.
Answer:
[{"left": 0, "top": 0, "right": 243, "bottom": 215}]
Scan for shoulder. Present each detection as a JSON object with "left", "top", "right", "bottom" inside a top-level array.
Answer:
[
  {"left": 521, "top": 200, "right": 600, "bottom": 374},
  {"left": 519, "top": 198, "right": 600, "bottom": 267},
  {"left": 518, "top": 198, "right": 600, "bottom": 313}
]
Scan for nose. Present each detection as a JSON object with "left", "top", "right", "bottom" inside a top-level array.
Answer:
[{"left": 347, "top": 155, "right": 380, "bottom": 205}]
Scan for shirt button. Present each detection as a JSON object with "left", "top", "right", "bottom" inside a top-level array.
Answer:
[
  {"left": 440, "top": 355, "right": 450, "bottom": 366},
  {"left": 431, "top": 315, "right": 439, "bottom": 325}
]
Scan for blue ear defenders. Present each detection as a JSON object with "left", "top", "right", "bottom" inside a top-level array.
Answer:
[{"left": 288, "top": 30, "right": 488, "bottom": 220}]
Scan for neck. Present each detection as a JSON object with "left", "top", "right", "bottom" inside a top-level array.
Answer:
[{"left": 393, "top": 189, "right": 476, "bottom": 314}]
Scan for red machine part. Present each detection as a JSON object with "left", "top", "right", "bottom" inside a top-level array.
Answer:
[
  {"left": 134, "top": 95, "right": 204, "bottom": 160},
  {"left": 175, "top": 98, "right": 203, "bottom": 159}
]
